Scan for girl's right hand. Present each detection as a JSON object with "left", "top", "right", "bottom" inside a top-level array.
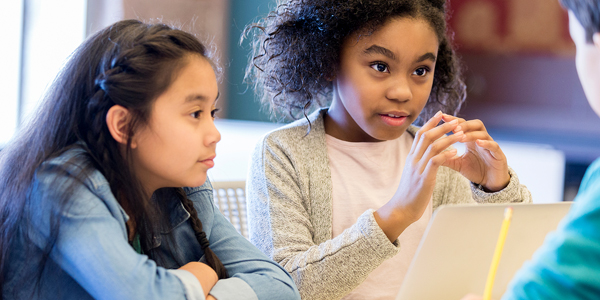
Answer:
[
  {"left": 179, "top": 262, "right": 218, "bottom": 297},
  {"left": 374, "top": 111, "right": 462, "bottom": 242}
]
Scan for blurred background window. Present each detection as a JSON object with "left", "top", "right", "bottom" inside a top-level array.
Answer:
[
  {"left": 446, "top": 0, "right": 599, "bottom": 201},
  {"left": 0, "top": 0, "right": 24, "bottom": 148},
  {"left": 20, "top": 0, "right": 87, "bottom": 122}
]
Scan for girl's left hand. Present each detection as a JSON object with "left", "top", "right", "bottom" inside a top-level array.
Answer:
[{"left": 441, "top": 114, "right": 510, "bottom": 192}]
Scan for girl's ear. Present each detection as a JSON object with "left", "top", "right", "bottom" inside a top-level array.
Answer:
[
  {"left": 106, "top": 105, "right": 135, "bottom": 147},
  {"left": 593, "top": 32, "right": 600, "bottom": 51}
]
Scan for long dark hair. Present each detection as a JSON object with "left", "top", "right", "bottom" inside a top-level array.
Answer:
[
  {"left": 0, "top": 19, "right": 227, "bottom": 295},
  {"left": 244, "top": 0, "right": 465, "bottom": 124}
]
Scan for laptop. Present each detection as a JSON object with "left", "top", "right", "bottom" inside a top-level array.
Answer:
[{"left": 395, "top": 202, "right": 573, "bottom": 300}]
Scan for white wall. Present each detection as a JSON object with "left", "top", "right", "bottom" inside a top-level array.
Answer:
[
  {"left": 208, "top": 119, "right": 281, "bottom": 182},
  {"left": 0, "top": 0, "right": 24, "bottom": 147}
]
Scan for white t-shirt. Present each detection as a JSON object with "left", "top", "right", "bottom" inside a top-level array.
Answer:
[{"left": 326, "top": 133, "right": 433, "bottom": 300}]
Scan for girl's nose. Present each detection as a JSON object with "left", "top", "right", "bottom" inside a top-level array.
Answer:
[
  {"left": 205, "top": 119, "right": 221, "bottom": 146},
  {"left": 386, "top": 75, "right": 413, "bottom": 102}
]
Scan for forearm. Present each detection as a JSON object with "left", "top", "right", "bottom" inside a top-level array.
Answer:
[
  {"left": 374, "top": 203, "right": 414, "bottom": 243},
  {"left": 179, "top": 262, "right": 217, "bottom": 298}
]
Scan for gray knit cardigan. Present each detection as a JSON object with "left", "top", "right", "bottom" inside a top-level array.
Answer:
[{"left": 246, "top": 109, "right": 532, "bottom": 300}]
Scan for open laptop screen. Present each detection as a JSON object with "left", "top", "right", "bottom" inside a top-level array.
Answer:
[{"left": 396, "top": 202, "right": 572, "bottom": 300}]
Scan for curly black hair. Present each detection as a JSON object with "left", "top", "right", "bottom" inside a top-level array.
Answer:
[{"left": 244, "top": 0, "right": 466, "bottom": 124}]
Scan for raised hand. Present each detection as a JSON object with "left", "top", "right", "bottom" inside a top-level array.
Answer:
[
  {"left": 441, "top": 114, "right": 510, "bottom": 192},
  {"left": 375, "top": 111, "right": 463, "bottom": 242}
]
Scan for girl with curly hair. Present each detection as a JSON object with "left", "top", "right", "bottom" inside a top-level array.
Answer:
[
  {"left": 244, "top": 0, "right": 532, "bottom": 299},
  {"left": 0, "top": 19, "right": 300, "bottom": 300}
]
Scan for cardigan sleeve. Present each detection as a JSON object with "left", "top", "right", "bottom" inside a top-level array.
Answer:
[
  {"left": 246, "top": 133, "right": 399, "bottom": 300},
  {"left": 433, "top": 165, "right": 532, "bottom": 208},
  {"left": 469, "top": 167, "right": 533, "bottom": 204}
]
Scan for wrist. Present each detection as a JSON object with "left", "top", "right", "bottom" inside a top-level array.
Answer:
[
  {"left": 179, "top": 262, "right": 218, "bottom": 297},
  {"left": 480, "top": 172, "right": 510, "bottom": 192},
  {"left": 374, "top": 204, "right": 414, "bottom": 242}
]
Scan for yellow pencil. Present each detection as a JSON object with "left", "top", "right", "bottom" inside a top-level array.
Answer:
[{"left": 483, "top": 207, "right": 513, "bottom": 300}]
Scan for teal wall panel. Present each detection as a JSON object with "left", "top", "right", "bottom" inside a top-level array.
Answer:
[{"left": 226, "top": 0, "right": 273, "bottom": 121}]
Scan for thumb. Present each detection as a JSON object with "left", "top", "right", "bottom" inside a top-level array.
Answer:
[{"left": 441, "top": 152, "right": 461, "bottom": 171}]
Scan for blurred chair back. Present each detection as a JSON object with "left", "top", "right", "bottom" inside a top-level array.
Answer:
[{"left": 211, "top": 181, "right": 248, "bottom": 238}]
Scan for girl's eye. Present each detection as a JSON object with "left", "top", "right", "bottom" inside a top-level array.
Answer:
[
  {"left": 370, "top": 62, "right": 389, "bottom": 73},
  {"left": 191, "top": 110, "right": 202, "bottom": 119},
  {"left": 190, "top": 108, "right": 219, "bottom": 119},
  {"left": 413, "top": 67, "right": 429, "bottom": 77}
]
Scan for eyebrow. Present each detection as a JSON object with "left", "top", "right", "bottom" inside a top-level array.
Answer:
[
  {"left": 363, "top": 45, "right": 437, "bottom": 63},
  {"left": 364, "top": 45, "right": 397, "bottom": 61},
  {"left": 184, "top": 91, "right": 220, "bottom": 104},
  {"left": 416, "top": 52, "right": 437, "bottom": 63}
]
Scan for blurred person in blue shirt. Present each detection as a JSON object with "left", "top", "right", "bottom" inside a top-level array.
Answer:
[{"left": 464, "top": 0, "right": 600, "bottom": 298}]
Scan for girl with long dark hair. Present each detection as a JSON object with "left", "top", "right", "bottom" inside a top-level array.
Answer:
[{"left": 0, "top": 19, "right": 299, "bottom": 300}]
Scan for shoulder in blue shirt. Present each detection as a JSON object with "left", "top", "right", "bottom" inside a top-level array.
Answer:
[{"left": 502, "top": 158, "right": 600, "bottom": 299}]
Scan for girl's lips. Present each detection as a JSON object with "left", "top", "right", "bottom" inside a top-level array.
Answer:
[
  {"left": 379, "top": 114, "right": 408, "bottom": 127},
  {"left": 200, "top": 159, "right": 215, "bottom": 168},
  {"left": 199, "top": 155, "right": 216, "bottom": 168}
]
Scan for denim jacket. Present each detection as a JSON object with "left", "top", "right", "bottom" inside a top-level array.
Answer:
[{"left": 3, "top": 147, "right": 300, "bottom": 300}]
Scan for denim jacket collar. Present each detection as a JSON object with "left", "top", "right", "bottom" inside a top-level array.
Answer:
[{"left": 47, "top": 145, "right": 213, "bottom": 250}]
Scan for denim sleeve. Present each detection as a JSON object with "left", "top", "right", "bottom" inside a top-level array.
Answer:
[
  {"left": 28, "top": 171, "right": 203, "bottom": 300},
  {"left": 210, "top": 278, "right": 256, "bottom": 300},
  {"left": 168, "top": 269, "right": 206, "bottom": 300},
  {"left": 501, "top": 160, "right": 600, "bottom": 299},
  {"left": 194, "top": 189, "right": 300, "bottom": 300}
]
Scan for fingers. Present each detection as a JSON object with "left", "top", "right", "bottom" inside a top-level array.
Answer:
[
  {"left": 423, "top": 147, "right": 457, "bottom": 176},
  {"left": 409, "top": 112, "right": 465, "bottom": 175},
  {"left": 420, "top": 111, "right": 444, "bottom": 131},
  {"left": 460, "top": 130, "right": 492, "bottom": 143},
  {"left": 411, "top": 115, "right": 460, "bottom": 159},
  {"left": 410, "top": 111, "right": 444, "bottom": 154},
  {"left": 440, "top": 113, "right": 463, "bottom": 123},
  {"left": 417, "top": 134, "right": 462, "bottom": 174},
  {"left": 442, "top": 114, "right": 492, "bottom": 143},
  {"left": 475, "top": 139, "right": 506, "bottom": 161},
  {"left": 453, "top": 119, "right": 485, "bottom": 134}
]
